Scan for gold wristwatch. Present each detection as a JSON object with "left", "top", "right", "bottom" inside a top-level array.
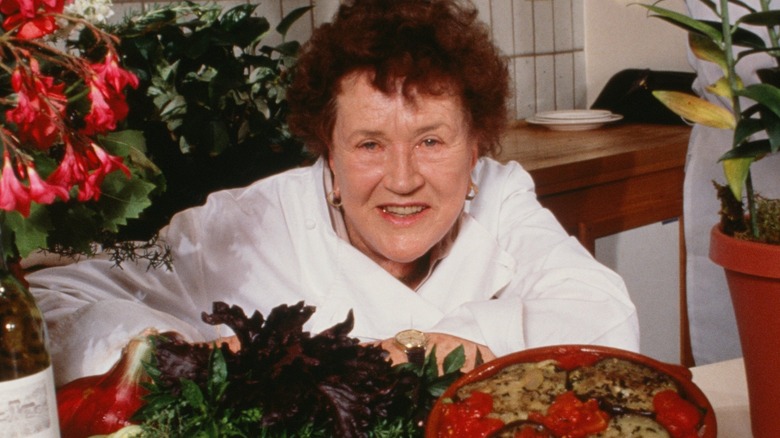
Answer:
[{"left": 394, "top": 329, "right": 427, "bottom": 366}]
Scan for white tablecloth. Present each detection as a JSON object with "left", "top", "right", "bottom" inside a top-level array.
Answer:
[{"left": 690, "top": 358, "right": 751, "bottom": 438}]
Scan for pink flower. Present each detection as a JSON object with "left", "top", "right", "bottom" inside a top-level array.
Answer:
[
  {"left": 92, "top": 52, "right": 139, "bottom": 94},
  {"left": 47, "top": 140, "right": 89, "bottom": 191},
  {"left": 80, "top": 54, "right": 137, "bottom": 136},
  {"left": 1, "top": 0, "right": 64, "bottom": 38},
  {"left": 47, "top": 140, "right": 130, "bottom": 202},
  {"left": 76, "top": 143, "right": 130, "bottom": 201},
  {"left": 0, "top": 0, "right": 64, "bottom": 18},
  {"left": 78, "top": 171, "right": 101, "bottom": 201},
  {"left": 91, "top": 143, "right": 130, "bottom": 178},
  {"left": 5, "top": 61, "right": 67, "bottom": 149},
  {"left": 82, "top": 78, "right": 119, "bottom": 135},
  {"left": 1, "top": 0, "right": 39, "bottom": 20},
  {"left": 0, "top": 151, "right": 32, "bottom": 217},
  {"left": 4, "top": 13, "right": 56, "bottom": 39},
  {"left": 28, "top": 165, "right": 69, "bottom": 204}
]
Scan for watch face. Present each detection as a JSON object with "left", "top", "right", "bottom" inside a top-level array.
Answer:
[{"left": 394, "top": 329, "right": 427, "bottom": 351}]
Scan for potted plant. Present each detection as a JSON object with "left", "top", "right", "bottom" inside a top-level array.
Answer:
[
  {"left": 106, "top": 2, "right": 310, "bottom": 240},
  {"left": 0, "top": 0, "right": 310, "bottom": 270},
  {"left": 0, "top": 0, "right": 167, "bottom": 270},
  {"left": 641, "top": 1, "right": 780, "bottom": 436}
]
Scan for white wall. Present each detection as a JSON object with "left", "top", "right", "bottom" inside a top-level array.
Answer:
[
  {"left": 584, "top": 0, "right": 692, "bottom": 105},
  {"left": 584, "top": 0, "right": 691, "bottom": 364},
  {"left": 596, "top": 222, "right": 683, "bottom": 363}
]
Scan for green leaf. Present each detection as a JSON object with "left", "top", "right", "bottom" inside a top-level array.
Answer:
[
  {"left": 652, "top": 90, "right": 737, "bottom": 129},
  {"left": 441, "top": 345, "right": 466, "bottom": 375},
  {"left": 737, "top": 83, "right": 780, "bottom": 119},
  {"left": 4, "top": 206, "right": 51, "bottom": 258},
  {"left": 185, "top": 29, "right": 217, "bottom": 59},
  {"left": 737, "top": 10, "right": 780, "bottom": 27},
  {"left": 232, "top": 16, "right": 271, "bottom": 49},
  {"left": 761, "top": 109, "right": 780, "bottom": 153},
  {"left": 640, "top": 4, "right": 724, "bottom": 43},
  {"left": 100, "top": 129, "right": 147, "bottom": 156},
  {"left": 721, "top": 138, "right": 772, "bottom": 160},
  {"left": 128, "top": 147, "right": 164, "bottom": 181},
  {"left": 207, "top": 348, "right": 229, "bottom": 400},
  {"left": 155, "top": 60, "right": 179, "bottom": 83},
  {"left": 158, "top": 95, "right": 187, "bottom": 118},
  {"left": 728, "top": 0, "right": 757, "bottom": 13},
  {"left": 97, "top": 172, "right": 156, "bottom": 231},
  {"left": 697, "top": 0, "right": 718, "bottom": 15},
  {"left": 220, "top": 3, "right": 257, "bottom": 30},
  {"left": 733, "top": 117, "right": 765, "bottom": 146},
  {"left": 689, "top": 33, "right": 728, "bottom": 73},
  {"left": 422, "top": 345, "right": 440, "bottom": 382},
  {"left": 274, "top": 41, "right": 302, "bottom": 57},
  {"left": 729, "top": 23, "right": 768, "bottom": 49},
  {"left": 181, "top": 379, "right": 207, "bottom": 413},
  {"left": 208, "top": 120, "right": 231, "bottom": 155},
  {"left": 276, "top": 6, "right": 312, "bottom": 38}
]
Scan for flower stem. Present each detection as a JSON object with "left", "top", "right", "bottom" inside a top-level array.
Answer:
[
  {"left": 721, "top": 0, "right": 759, "bottom": 237},
  {"left": 759, "top": 0, "right": 780, "bottom": 66}
]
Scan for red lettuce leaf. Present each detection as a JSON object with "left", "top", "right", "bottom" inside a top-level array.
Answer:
[{"left": 151, "top": 301, "right": 420, "bottom": 437}]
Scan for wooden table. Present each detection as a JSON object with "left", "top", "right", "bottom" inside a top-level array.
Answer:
[
  {"left": 496, "top": 121, "right": 693, "bottom": 364},
  {"left": 497, "top": 122, "right": 691, "bottom": 253}
]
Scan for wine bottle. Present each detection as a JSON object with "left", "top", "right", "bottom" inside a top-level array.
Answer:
[{"left": 0, "top": 242, "right": 60, "bottom": 436}]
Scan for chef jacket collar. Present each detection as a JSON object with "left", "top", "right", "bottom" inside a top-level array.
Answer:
[{"left": 316, "top": 210, "right": 516, "bottom": 342}]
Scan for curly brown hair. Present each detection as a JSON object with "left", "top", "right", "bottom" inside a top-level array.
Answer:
[{"left": 286, "top": 0, "right": 510, "bottom": 158}]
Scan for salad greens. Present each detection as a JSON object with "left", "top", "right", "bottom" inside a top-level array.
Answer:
[{"left": 133, "top": 302, "right": 468, "bottom": 437}]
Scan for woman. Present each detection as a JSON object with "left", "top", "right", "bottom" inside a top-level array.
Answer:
[{"left": 29, "top": 0, "right": 639, "bottom": 386}]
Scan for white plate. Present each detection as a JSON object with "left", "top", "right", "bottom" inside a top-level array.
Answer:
[
  {"left": 526, "top": 113, "right": 623, "bottom": 131},
  {"left": 533, "top": 109, "right": 614, "bottom": 121}
]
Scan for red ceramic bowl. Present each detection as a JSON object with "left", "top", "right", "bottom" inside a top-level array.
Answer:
[{"left": 425, "top": 344, "right": 716, "bottom": 438}]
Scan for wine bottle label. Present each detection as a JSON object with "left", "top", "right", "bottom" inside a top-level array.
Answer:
[{"left": 0, "top": 366, "right": 60, "bottom": 438}]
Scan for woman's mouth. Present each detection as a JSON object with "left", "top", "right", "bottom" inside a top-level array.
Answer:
[{"left": 381, "top": 205, "right": 425, "bottom": 216}]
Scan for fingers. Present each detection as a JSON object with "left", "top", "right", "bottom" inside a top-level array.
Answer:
[{"left": 372, "top": 332, "right": 496, "bottom": 373}]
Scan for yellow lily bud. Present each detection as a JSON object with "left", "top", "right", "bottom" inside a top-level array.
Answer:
[{"left": 653, "top": 91, "right": 736, "bottom": 129}]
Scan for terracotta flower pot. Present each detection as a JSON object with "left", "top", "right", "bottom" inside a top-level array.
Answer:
[{"left": 710, "top": 225, "right": 780, "bottom": 438}]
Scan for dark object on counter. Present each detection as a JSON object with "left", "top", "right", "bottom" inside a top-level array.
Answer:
[
  {"left": 591, "top": 69, "right": 696, "bottom": 125},
  {"left": 757, "top": 67, "right": 780, "bottom": 87}
]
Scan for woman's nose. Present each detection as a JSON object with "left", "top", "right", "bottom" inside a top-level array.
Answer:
[{"left": 383, "top": 147, "right": 424, "bottom": 194}]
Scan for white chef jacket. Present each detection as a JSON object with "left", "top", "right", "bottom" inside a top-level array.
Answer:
[
  {"left": 29, "top": 157, "right": 639, "bottom": 386},
  {"left": 683, "top": 0, "right": 780, "bottom": 364}
]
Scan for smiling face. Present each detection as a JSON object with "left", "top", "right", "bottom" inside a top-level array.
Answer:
[{"left": 328, "top": 71, "right": 479, "bottom": 282}]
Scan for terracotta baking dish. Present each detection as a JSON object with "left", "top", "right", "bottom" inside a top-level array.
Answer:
[{"left": 425, "top": 344, "right": 716, "bottom": 438}]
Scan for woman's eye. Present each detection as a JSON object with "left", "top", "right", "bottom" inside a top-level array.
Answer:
[
  {"left": 359, "top": 141, "right": 379, "bottom": 150},
  {"left": 421, "top": 138, "right": 440, "bottom": 148}
]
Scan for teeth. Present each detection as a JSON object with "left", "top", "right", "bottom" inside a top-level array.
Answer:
[{"left": 383, "top": 205, "right": 424, "bottom": 216}]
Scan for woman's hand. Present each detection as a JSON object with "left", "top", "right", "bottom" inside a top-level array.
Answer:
[
  {"left": 215, "top": 332, "right": 495, "bottom": 372},
  {"left": 197, "top": 335, "right": 240, "bottom": 352},
  {"left": 376, "top": 332, "right": 495, "bottom": 372}
]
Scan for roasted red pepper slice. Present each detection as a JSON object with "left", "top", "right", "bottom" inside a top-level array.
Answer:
[
  {"left": 552, "top": 350, "right": 602, "bottom": 371},
  {"left": 514, "top": 425, "right": 553, "bottom": 437},
  {"left": 528, "top": 391, "right": 609, "bottom": 438},
  {"left": 439, "top": 391, "right": 505, "bottom": 437},
  {"left": 653, "top": 389, "right": 702, "bottom": 438}
]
